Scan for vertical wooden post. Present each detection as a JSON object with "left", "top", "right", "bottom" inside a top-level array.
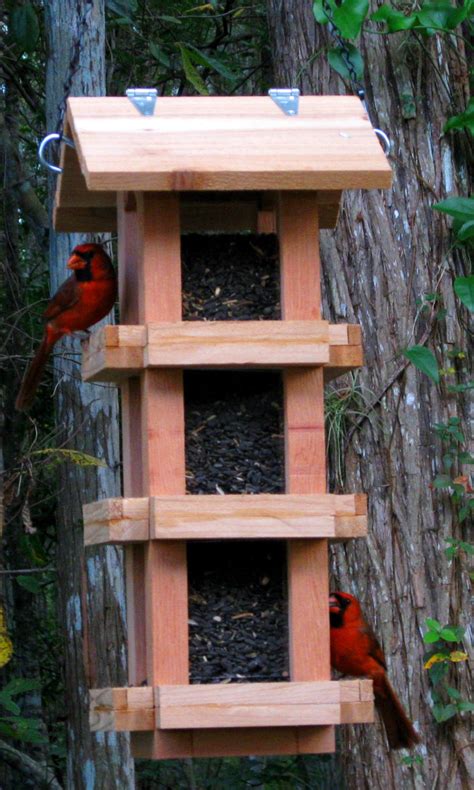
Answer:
[
  {"left": 118, "top": 193, "right": 146, "bottom": 687},
  {"left": 278, "top": 192, "right": 333, "bottom": 753},
  {"left": 117, "top": 192, "right": 192, "bottom": 757}
]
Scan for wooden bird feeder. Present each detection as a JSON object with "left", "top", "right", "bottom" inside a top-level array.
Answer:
[{"left": 53, "top": 95, "right": 391, "bottom": 759}]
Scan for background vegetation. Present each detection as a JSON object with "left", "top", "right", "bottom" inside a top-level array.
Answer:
[{"left": 1, "top": 0, "right": 472, "bottom": 788}]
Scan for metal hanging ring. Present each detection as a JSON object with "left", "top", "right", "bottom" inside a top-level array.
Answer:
[
  {"left": 38, "top": 133, "right": 75, "bottom": 174},
  {"left": 374, "top": 128, "right": 391, "bottom": 156}
]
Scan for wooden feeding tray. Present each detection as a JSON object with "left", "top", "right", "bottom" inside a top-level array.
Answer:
[{"left": 53, "top": 94, "right": 391, "bottom": 759}]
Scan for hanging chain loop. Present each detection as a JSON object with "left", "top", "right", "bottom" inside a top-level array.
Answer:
[
  {"left": 320, "top": 0, "right": 390, "bottom": 155},
  {"left": 38, "top": 133, "right": 75, "bottom": 174}
]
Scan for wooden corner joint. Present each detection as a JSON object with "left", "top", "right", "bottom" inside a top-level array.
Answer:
[{"left": 83, "top": 498, "right": 149, "bottom": 545}]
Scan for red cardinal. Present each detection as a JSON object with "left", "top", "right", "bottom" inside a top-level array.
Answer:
[
  {"left": 15, "top": 243, "right": 117, "bottom": 411},
  {"left": 329, "top": 591, "right": 420, "bottom": 750}
]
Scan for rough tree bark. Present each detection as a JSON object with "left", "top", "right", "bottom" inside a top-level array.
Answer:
[
  {"left": 44, "top": 2, "right": 134, "bottom": 787},
  {"left": 267, "top": 2, "right": 472, "bottom": 789}
]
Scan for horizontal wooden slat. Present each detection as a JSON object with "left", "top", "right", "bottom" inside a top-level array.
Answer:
[
  {"left": 54, "top": 189, "right": 340, "bottom": 233},
  {"left": 151, "top": 494, "right": 367, "bottom": 540},
  {"left": 89, "top": 680, "right": 373, "bottom": 731},
  {"left": 81, "top": 322, "right": 362, "bottom": 382},
  {"left": 60, "top": 96, "right": 391, "bottom": 195},
  {"left": 145, "top": 321, "right": 329, "bottom": 366},
  {"left": 83, "top": 493, "right": 367, "bottom": 545}
]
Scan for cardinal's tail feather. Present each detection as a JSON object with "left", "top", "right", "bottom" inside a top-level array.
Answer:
[
  {"left": 375, "top": 676, "right": 420, "bottom": 750},
  {"left": 15, "top": 333, "right": 55, "bottom": 412}
]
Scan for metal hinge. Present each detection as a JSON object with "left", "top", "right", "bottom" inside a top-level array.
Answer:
[
  {"left": 268, "top": 88, "right": 300, "bottom": 116},
  {"left": 126, "top": 88, "right": 158, "bottom": 116}
]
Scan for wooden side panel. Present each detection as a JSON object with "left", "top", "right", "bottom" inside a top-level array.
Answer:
[
  {"left": 192, "top": 726, "right": 335, "bottom": 757},
  {"left": 279, "top": 193, "right": 331, "bottom": 754},
  {"left": 54, "top": 188, "right": 340, "bottom": 234}
]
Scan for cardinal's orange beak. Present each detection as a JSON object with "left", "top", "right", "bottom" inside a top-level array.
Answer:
[
  {"left": 67, "top": 253, "right": 87, "bottom": 270},
  {"left": 329, "top": 594, "right": 341, "bottom": 612}
]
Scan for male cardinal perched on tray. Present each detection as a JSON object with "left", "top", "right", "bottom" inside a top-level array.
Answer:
[
  {"left": 15, "top": 243, "right": 117, "bottom": 411},
  {"left": 329, "top": 591, "right": 420, "bottom": 750}
]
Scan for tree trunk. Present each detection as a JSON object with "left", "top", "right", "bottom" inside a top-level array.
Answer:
[
  {"left": 44, "top": 2, "right": 134, "bottom": 787},
  {"left": 266, "top": 2, "right": 472, "bottom": 788}
]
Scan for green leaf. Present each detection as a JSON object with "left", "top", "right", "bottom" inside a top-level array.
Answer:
[
  {"left": 416, "top": 1, "right": 471, "bottom": 33},
  {"left": 149, "top": 43, "right": 171, "bottom": 68},
  {"left": 177, "top": 44, "right": 209, "bottom": 95},
  {"left": 443, "top": 452, "right": 454, "bottom": 470},
  {"left": 445, "top": 99, "right": 474, "bottom": 135},
  {"left": 0, "top": 720, "right": 18, "bottom": 739},
  {"left": 457, "top": 220, "right": 474, "bottom": 241},
  {"left": 0, "top": 698, "right": 21, "bottom": 716},
  {"left": 327, "top": 44, "right": 364, "bottom": 80},
  {"left": 433, "top": 196, "right": 474, "bottom": 223},
  {"left": 404, "top": 346, "right": 439, "bottom": 383},
  {"left": 10, "top": 3, "right": 39, "bottom": 53},
  {"left": 424, "top": 631, "right": 441, "bottom": 644},
  {"left": 186, "top": 45, "right": 237, "bottom": 81},
  {"left": 313, "top": 0, "right": 330, "bottom": 24},
  {"left": 433, "top": 474, "right": 452, "bottom": 489},
  {"left": 106, "top": 0, "right": 137, "bottom": 16},
  {"left": 447, "top": 381, "right": 474, "bottom": 393},
  {"left": 1, "top": 678, "right": 41, "bottom": 697},
  {"left": 446, "top": 687, "right": 462, "bottom": 700},
  {"left": 332, "top": 0, "right": 369, "bottom": 38},
  {"left": 371, "top": 5, "right": 416, "bottom": 31},
  {"left": 158, "top": 15, "right": 182, "bottom": 24},
  {"left": 433, "top": 703, "right": 457, "bottom": 722},
  {"left": 426, "top": 617, "right": 442, "bottom": 632},
  {"left": 428, "top": 660, "right": 449, "bottom": 684},
  {"left": 458, "top": 701, "right": 474, "bottom": 712},
  {"left": 0, "top": 717, "right": 47, "bottom": 744},
  {"left": 16, "top": 575, "right": 42, "bottom": 594},
  {"left": 458, "top": 451, "right": 474, "bottom": 464},
  {"left": 440, "top": 626, "right": 464, "bottom": 642},
  {"left": 454, "top": 276, "right": 474, "bottom": 311},
  {"left": 31, "top": 448, "right": 107, "bottom": 468}
]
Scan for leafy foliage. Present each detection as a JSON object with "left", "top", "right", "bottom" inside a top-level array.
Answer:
[
  {"left": 30, "top": 448, "right": 108, "bottom": 468},
  {"left": 10, "top": 2, "right": 40, "bottom": 53},
  {"left": 403, "top": 345, "right": 439, "bottom": 383},
  {"left": 105, "top": 0, "right": 269, "bottom": 97},
  {"left": 444, "top": 98, "right": 474, "bottom": 135},
  {"left": 0, "top": 679, "right": 46, "bottom": 744}
]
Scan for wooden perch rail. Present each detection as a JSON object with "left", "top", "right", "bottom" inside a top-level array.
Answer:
[
  {"left": 90, "top": 680, "right": 374, "bottom": 732},
  {"left": 83, "top": 493, "right": 368, "bottom": 545},
  {"left": 81, "top": 322, "right": 363, "bottom": 382}
]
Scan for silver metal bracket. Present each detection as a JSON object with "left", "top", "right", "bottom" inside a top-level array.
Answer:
[
  {"left": 268, "top": 88, "right": 300, "bottom": 116},
  {"left": 38, "top": 133, "right": 75, "bottom": 174},
  {"left": 126, "top": 88, "right": 157, "bottom": 116},
  {"left": 359, "top": 97, "right": 391, "bottom": 156}
]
